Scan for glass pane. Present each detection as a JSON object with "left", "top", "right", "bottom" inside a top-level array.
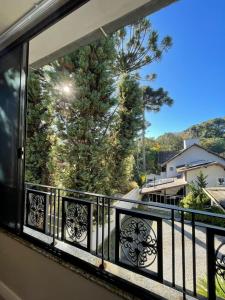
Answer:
[{"left": 0, "top": 45, "right": 24, "bottom": 229}]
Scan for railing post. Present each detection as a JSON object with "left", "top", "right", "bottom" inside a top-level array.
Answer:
[
  {"left": 57, "top": 188, "right": 60, "bottom": 240},
  {"left": 52, "top": 187, "right": 57, "bottom": 247},
  {"left": 191, "top": 213, "right": 197, "bottom": 297},
  {"left": 107, "top": 198, "right": 111, "bottom": 261},
  {"left": 207, "top": 228, "right": 216, "bottom": 300},
  {"left": 96, "top": 196, "right": 99, "bottom": 256},
  {"left": 171, "top": 209, "right": 175, "bottom": 287},
  {"left": 99, "top": 197, "right": 105, "bottom": 270},
  {"left": 181, "top": 211, "right": 186, "bottom": 299}
]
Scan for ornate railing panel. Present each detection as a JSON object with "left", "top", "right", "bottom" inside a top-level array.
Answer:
[
  {"left": 25, "top": 189, "right": 47, "bottom": 233},
  {"left": 61, "top": 197, "right": 92, "bottom": 251},
  {"left": 115, "top": 208, "right": 163, "bottom": 282},
  {"left": 207, "top": 227, "right": 225, "bottom": 300},
  {"left": 24, "top": 183, "right": 225, "bottom": 300}
]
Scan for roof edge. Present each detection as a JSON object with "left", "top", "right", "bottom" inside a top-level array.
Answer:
[{"left": 161, "top": 143, "right": 225, "bottom": 167}]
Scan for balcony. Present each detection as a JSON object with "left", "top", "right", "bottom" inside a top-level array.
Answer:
[{"left": 22, "top": 182, "right": 225, "bottom": 300}]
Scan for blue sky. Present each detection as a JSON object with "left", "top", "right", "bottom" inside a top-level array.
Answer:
[{"left": 143, "top": 0, "right": 225, "bottom": 138}]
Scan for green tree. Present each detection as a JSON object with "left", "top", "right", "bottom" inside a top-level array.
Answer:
[
  {"left": 184, "top": 117, "right": 225, "bottom": 138},
  {"left": 113, "top": 18, "right": 173, "bottom": 188},
  {"left": 180, "top": 171, "right": 209, "bottom": 209},
  {"left": 26, "top": 18, "right": 173, "bottom": 195},
  {"left": 200, "top": 137, "right": 225, "bottom": 155},
  {"left": 54, "top": 37, "right": 117, "bottom": 194},
  {"left": 141, "top": 86, "right": 173, "bottom": 171},
  {"left": 25, "top": 70, "right": 54, "bottom": 185},
  {"left": 113, "top": 74, "right": 143, "bottom": 192},
  {"left": 114, "top": 18, "right": 172, "bottom": 74},
  {"left": 157, "top": 133, "right": 183, "bottom": 151}
]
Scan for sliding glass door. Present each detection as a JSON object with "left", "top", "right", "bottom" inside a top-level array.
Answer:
[{"left": 0, "top": 44, "right": 28, "bottom": 231}]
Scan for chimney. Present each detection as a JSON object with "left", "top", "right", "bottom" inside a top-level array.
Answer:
[{"left": 183, "top": 138, "right": 200, "bottom": 149}]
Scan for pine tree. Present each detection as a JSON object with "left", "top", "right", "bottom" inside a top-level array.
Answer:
[
  {"left": 141, "top": 86, "right": 173, "bottom": 172},
  {"left": 181, "top": 171, "right": 209, "bottom": 209},
  {"left": 114, "top": 18, "right": 172, "bottom": 74},
  {"left": 112, "top": 18, "right": 173, "bottom": 189},
  {"left": 25, "top": 70, "right": 54, "bottom": 185},
  {"left": 54, "top": 37, "right": 117, "bottom": 194},
  {"left": 113, "top": 74, "right": 143, "bottom": 191}
]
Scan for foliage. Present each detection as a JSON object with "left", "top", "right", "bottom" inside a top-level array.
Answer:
[
  {"left": 197, "top": 276, "right": 225, "bottom": 299},
  {"left": 143, "top": 86, "right": 173, "bottom": 112},
  {"left": 200, "top": 137, "right": 225, "bottom": 155},
  {"left": 25, "top": 70, "right": 54, "bottom": 185},
  {"left": 53, "top": 37, "right": 117, "bottom": 194},
  {"left": 180, "top": 171, "right": 209, "bottom": 210},
  {"left": 113, "top": 74, "right": 143, "bottom": 192},
  {"left": 115, "top": 18, "right": 173, "bottom": 178},
  {"left": 26, "top": 17, "right": 173, "bottom": 195},
  {"left": 184, "top": 117, "right": 225, "bottom": 139},
  {"left": 189, "top": 171, "right": 208, "bottom": 197},
  {"left": 134, "top": 138, "right": 160, "bottom": 180},
  {"left": 180, "top": 172, "right": 225, "bottom": 227},
  {"left": 156, "top": 117, "right": 225, "bottom": 155},
  {"left": 127, "top": 181, "right": 139, "bottom": 190},
  {"left": 114, "top": 18, "right": 172, "bottom": 74},
  {"left": 156, "top": 133, "right": 183, "bottom": 151},
  {"left": 141, "top": 87, "right": 174, "bottom": 172}
]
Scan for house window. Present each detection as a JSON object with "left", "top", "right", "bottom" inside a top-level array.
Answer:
[
  {"left": 218, "top": 178, "right": 225, "bottom": 185},
  {"left": 169, "top": 167, "right": 174, "bottom": 171}
]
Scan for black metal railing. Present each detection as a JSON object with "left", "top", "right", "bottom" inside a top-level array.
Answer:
[{"left": 24, "top": 182, "right": 225, "bottom": 300}]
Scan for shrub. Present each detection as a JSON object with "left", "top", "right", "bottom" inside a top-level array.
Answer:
[
  {"left": 197, "top": 276, "right": 225, "bottom": 299},
  {"left": 128, "top": 181, "right": 139, "bottom": 190}
]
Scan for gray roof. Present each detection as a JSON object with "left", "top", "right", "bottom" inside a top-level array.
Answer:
[
  {"left": 157, "top": 151, "right": 179, "bottom": 165},
  {"left": 177, "top": 161, "right": 225, "bottom": 173},
  {"left": 204, "top": 187, "right": 225, "bottom": 210},
  {"left": 141, "top": 178, "right": 187, "bottom": 194},
  {"left": 161, "top": 144, "right": 225, "bottom": 167}
]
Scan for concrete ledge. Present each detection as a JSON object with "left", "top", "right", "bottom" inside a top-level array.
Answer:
[
  {"left": 0, "top": 281, "right": 22, "bottom": 300},
  {"left": 0, "top": 229, "right": 128, "bottom": 300}
]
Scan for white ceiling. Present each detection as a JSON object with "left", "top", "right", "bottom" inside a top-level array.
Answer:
[
  {"left": 0, "top": 0, "right": 176, "bottom": 65},
  {"left": 0, "top": 0, "right": 40, "bottom": 34},
  {"left": 29, "top": 0, "right": 176, "bottom": 67}
]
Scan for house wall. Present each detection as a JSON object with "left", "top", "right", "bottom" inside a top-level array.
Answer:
[
  {"left": 166, "top": 145, "right": 225, "bottom": 178},
  {"left": 186, "top": 165, "right": 225, "bottom": 188}
]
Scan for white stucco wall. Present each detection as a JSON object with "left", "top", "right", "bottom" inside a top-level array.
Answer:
[
  {"left": 166, "top": 145, "right": 225, "bottom": 178},
  {"left": 186, "top": 165, "right": 225, "bottom": 187}
]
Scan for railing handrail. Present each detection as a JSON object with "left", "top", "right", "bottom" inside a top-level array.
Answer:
[
  {"left": 143, "top": 177, "right": 175, "bottom": 188},
  {"left": 24, "top": 181, "right": 225, "bottom": 300},
  {"left": 25, "top": 182, "right": 225, "bottom": 220}
]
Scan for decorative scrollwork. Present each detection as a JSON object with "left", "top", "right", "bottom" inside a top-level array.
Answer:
[
  {"left": 120, "top": 217, "right": 157, "bottom": 268},
  {"left": 28, "top": 192, "right": 45, "bottom": 229},
  {"left": 215, "top": 242, "right": 225, "bottom": 294},
  {"left": 65, "top": 202, "right": 88, "bottom": 243}
]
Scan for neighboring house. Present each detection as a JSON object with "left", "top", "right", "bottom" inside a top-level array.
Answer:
[
  {"left": 177, "top": 162, "right": 225, "bottom": 188},
  {"left": 141, "top": 139, "right": 225, "bottom": 196},
  {"left": 161, "top": 139, "right": 225, "bottom": 178}
]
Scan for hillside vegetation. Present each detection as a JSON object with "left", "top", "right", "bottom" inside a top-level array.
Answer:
[
  {"left": 135, "top": 118, "right": 225, "bottom": 181},
  {"left": 157, "top": 117, "right": 225, "bottom": 154}
]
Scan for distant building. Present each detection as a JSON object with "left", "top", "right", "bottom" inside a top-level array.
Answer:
[{"left": 141, "top": 139, "right": 225, "bottom": 196}]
